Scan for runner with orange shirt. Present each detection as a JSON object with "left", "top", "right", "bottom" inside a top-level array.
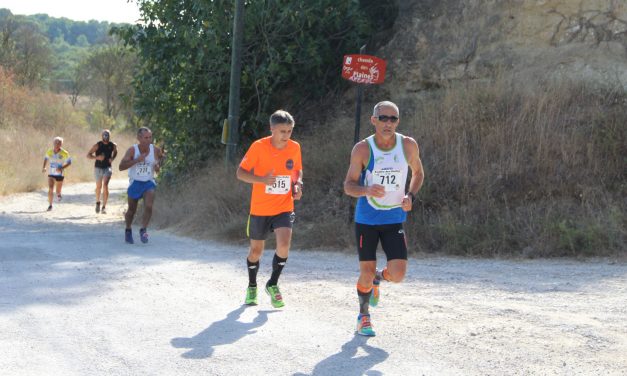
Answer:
[{"left": 236, "top": 110, "right": 303, "bottom": 308}]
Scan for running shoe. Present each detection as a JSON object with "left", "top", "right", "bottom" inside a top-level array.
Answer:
[
  {"left": 101, "top": 206, "right": 107, "bottom": 214},
  {"left": 370, "top": 278, "right": 380, "bottom": 307},
  {"left": 47, "top": 205, "right": 52, "bottom": 211},
  {"left": 265, "top": 284, "right": 285, "bottom": 308},
  {"left": 356, "top": 314, "right": 376, "bottom": 336},
  {"left": 125, "top": 229, "right": 134, "bottom": 244},
  {"left": 57, "top": 194, "right": 62, "bottom": 202},
  {"left": 245, "top": 286, "right": 258, "bottom": 305},
  {"left": 96, "top": 202, "right": 101, "bottom": 213},
  {"left": 139, "top": 228, "right": 149, "bottom": 244}
]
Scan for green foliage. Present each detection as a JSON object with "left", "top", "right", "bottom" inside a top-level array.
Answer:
[
  {"left": 78, "top": 43, "right": 137, "bottom": 119},
  {"left": 0, "top": 8, "right": 126, "bottom": 90},
  {"left": 115, "top": 0, "right": 392, "bottom": 172},
  {"left": 550, "top": 220, "right": 606, "bottom": 256}
]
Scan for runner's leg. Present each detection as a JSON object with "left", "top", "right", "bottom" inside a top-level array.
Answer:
[
  {"left": 125, "top": 197, "right": 138, "bottom": 229},
  {"left": 95, "top": 176, "right": 103, "bottom": 204},
  {"left": 267, "top": 227, "right": 291, "bottom": 285},
  {"left": 102, "top": 175, "right": 111, "bottom": 207},
  {"left": 141, "top": 189, "right": 155, "bottom": 229},
  {"left": 47, "top": 177, "right": 54, "bottom": 206},
  {"left": 380, "top": 224, "right": 408, "bottom": 282},
  {"left": 55, "top": 180, "right": 63, "bottom": 200},
  {"left": 247, "top": 239, "right": 265, "bottom": 284}
]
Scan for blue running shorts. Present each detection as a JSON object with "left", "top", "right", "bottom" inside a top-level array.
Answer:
[{"left": 127, "top": 180, "right": 156, "bottom": 200}]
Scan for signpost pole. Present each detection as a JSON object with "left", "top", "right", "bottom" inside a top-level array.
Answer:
[
  {"left": 225, "top": 0, "right": 245, "bottom": 165},
  {"left": 353, "top": 44, "right": 366, "bottom": 145}
]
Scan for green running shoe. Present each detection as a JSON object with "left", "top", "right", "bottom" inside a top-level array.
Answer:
[
  {"left": 356, "top": 314, "right": 376, "bottom": 336},
  {"left": 245, "top": 286, "right": 258, "bottom": 305},
  {"left": 369, "top": 278, "right": 380, "bottom": 307},
  {"left": 265, "top": 284, "right": 285, "bottom": 308}
]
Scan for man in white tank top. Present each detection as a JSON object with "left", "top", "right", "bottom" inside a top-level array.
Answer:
[
  {"left": 344, "top": 101, "right": 424, "bottom": 336},
  {"left": 119, "top": 127, "right": 164, "bottom": 244}
]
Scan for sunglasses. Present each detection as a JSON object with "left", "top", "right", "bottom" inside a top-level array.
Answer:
[{"left": 377, "top": 115, "right": 399, "bottom": 123}]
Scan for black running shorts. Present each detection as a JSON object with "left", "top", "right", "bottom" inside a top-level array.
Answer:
[
  {"left": 48, "top": 175, "right": 65, "bottom": 182},
  {"left": 355, "top": 222, "right": 408, "bottom": 262},
  {"left": 247, "top": 211, "right": 295, "bottom": 240}
]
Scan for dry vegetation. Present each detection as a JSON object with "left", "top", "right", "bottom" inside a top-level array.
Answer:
[
  {"left": 153, "top": 75, "right": 625, "bottom": 257},
  {"left": 0, "top": 68, "right": 135, "bottom": 196}
]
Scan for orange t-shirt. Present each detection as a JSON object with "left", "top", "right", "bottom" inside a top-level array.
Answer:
[{"left": 239, "top": 136, "right": 302, "bottom": 216}]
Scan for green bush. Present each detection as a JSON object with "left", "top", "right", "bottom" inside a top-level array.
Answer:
[{"left": 115, "top": 0, "right": 397, "bottom": 173}]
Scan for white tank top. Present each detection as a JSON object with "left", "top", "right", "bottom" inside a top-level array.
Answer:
[
  {"left": 363, "top": 133, "right": 409, "bottom": 210},
  {"left": 128, "top": 144, "right": 155, "bottom": 183}
]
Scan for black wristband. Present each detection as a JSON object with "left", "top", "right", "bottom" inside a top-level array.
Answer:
[{"left": 407, "top": 192, "right": 415, "bottom": 202}]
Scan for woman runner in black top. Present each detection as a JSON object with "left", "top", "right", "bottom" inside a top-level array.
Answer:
[{"left": 86, "top": 129, "right": 118, "bottom": 214}]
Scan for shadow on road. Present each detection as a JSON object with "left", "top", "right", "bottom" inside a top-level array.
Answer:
[
  {"left": 170, "top": 305, "right": 276, "bottom": 359},
  {"left": 294, "top": 335, "right": 389, "bottom": 376}
]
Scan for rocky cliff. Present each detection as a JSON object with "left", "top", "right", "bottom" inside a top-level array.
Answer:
[{"left": 377, "top": 0, "right": 627, "bottom": 105}]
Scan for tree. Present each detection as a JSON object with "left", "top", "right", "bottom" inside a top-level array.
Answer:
[
  {"left": 116, "top": 0, "right": 389, "bottom": 172},
  {"left": 0, "top": 13, "right": 18, "bottom": 68},
  {"left": 73, "top": 41, "right": 136, "bottom": 121}
]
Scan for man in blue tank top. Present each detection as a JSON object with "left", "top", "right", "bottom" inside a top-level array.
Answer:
[
  {"left": 344, "top": 101, "right": 424, "bottom": 336},
  {"left": 86, "top": 129, "right": 118, "bottom": 214}
]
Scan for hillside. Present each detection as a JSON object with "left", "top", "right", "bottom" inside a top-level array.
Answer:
[
  {"left": 150, "top": 1, "right": 625, "bottom": 256},
  {"left": 379, "top": 0, "right": 627, "bottom": 103}
]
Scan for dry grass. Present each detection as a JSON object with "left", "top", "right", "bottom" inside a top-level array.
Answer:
[
  {"left": 151, "top": 164, "right": 251, "bottom": 243},
  {"left": 0, "top": 68, "right": 136, "bottom": 195},
  {"left": 155, "top": 76, "right": 625, "bottom": 257}
]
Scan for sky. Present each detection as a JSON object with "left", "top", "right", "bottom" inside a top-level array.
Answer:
[{"left": 0, "top": 0, "right": 141, "bottom": 24}]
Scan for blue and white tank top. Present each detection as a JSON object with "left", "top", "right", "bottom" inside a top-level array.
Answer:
[
  {"left": 355, "top": 133, "right": 409, "bottom": 225},
  {"left": 128, "top": 144, "right": 156, "bottom": 183}
]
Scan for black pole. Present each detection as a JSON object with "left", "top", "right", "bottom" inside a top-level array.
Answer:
[
  {"left": 353, "top": 44, "right": 367, "bottom": 145},
  {"left": 349, "top": 44, "right": 367, "bottom": 223},
  {"left": 226, "top": 0, "right": 245, "bottom": 165}
]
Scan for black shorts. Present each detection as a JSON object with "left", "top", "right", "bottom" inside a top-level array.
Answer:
[
  {"left": 247, "top": 212, "right": 295, "bottom": 240},
  {"left": 48, "top": 175, "right": 64, "bottom": 182},
  {"left": 355, "top": 222, "right": 408, "bottom": 262}
]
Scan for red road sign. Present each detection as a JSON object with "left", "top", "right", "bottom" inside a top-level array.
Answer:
[{"left": 342, "top": 54, "right": 387, "bottom": 84}]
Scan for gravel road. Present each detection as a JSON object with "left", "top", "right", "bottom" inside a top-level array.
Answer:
[{"left": 0, "top": 180, "right": 625, "bottom": 375}]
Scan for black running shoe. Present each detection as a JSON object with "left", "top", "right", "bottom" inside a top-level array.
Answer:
[
  {"left": 125, "top": 229, "right": 134, "bottom": 244},
  {"left": 96, "top": 202, "right": 101, "bottom": 213},
  {"left": 139, "top": 228, "right": 149, "bottom": 244}
]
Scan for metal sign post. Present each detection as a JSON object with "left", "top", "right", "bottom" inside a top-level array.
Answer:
[
  {"left": 353, "top": 45, "right": 366, "bottom": 144},
  {"left": 225, "top": 0, "right": 245, "bottom": 165}
]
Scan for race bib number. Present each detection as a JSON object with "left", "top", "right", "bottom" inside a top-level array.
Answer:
[
  {"left": 372, "top": 169, "right": 401, "bottom": 192},
  {"left": 265, "top": 175, "right": 291, "bottom": 194},
  {"left": 49, "top": 163, "right": 62, "bottom": 176},
  {"left": 136, "top": 162, "right": 152, "bottom": 177}
]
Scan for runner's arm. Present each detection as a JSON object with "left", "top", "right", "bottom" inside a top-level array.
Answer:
[
  {"left": 343, "top": 141, "right": 385, "bottom": 198},
  {"left": 118, "top": 147, "right": 138, "bottom": 171},
  {"left": 153, "top": 146, "right": 163, "bottom": 173},
  {"left": 110, "top": 143, "right": 118, "bottom": 163},
  {"left": 236, "top": 166, "right": 276, "bottom": 186},
  {"left": 62, "top": 158, "right": 72, "bottom": 169},
  {"left": 400, "top": 137, "right": 424, "bottom": 211},
  {"left": 293, "top": 170, "right": 303, "bottom": 200},
  {"left": 404, "top": 137, "right": 424, "bottom": 199},
  {"left": 86, "top": 144, "right": 102, "bottom": 161}
]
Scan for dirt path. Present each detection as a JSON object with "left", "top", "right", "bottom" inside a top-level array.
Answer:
[{"left": 0, "top": 180, "right": 625, "bottom": 375}]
